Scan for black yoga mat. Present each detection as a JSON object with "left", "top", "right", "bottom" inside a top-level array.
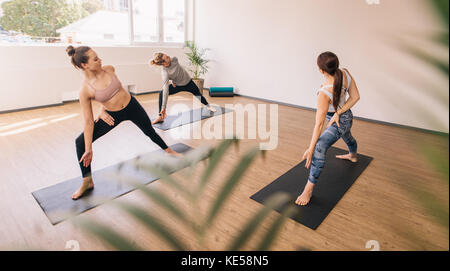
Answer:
[
  {"left": 32, "top": 143, "right": 204, "bottom": 225},
  {"left": 152, "top": 106, "right": 233, "bottom": 130},
  {"left": 250, "top": 147, "right": 373, "bottom": 230}
]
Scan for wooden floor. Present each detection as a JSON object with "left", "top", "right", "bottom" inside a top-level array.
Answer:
[{"left": 0, "top": 92, "right": 448, "bottom": 251}]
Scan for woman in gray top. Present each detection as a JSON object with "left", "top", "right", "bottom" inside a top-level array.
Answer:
[{"left": 150, "top": 53, "right": 216, "bottom": 124}]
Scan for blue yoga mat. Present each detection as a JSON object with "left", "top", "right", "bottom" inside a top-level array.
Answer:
[{"left": 209, "top": 87, "right": 234, "bottom": 92}]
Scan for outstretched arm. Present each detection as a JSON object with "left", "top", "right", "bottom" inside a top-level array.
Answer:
[
  {"left": 79, "top": 87, "right": 95, "bottom": 167},
  {"left": 160, "top": 70, "right": 170, "bottom": 113},
  {"left": 303, "top": 93, "right": 329, "bottom": 168}
]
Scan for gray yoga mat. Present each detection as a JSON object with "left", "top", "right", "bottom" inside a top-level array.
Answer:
[
  {"left": 152, "top": 106, "right": 233, "bottom": 130},
  {"left": 250, "top": 147, "right": 373, "bottom": 230},
  {"left": 32, "top": 143, "right": 204, "bottom": 225}
]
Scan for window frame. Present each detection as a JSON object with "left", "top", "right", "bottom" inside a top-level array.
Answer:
[
  {"left": 0, "top": 0, "right": 188, "bottom": 48},
  {"left": 128, "top": 0, "right": 187, "bottom": 47}
]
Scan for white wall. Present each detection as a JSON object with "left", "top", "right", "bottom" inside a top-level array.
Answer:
[
  {"left": 195, "top": 0, "right": 449, "bottom": 133},
  {"left": 0, "top": 45, "right": 188, "bottom": 112}
]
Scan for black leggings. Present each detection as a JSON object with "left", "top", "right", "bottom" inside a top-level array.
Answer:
[
  {"left": 158, "top": 79, "right": 209, "bottom": 111},
  {"left": 75, "top": 96, "right": 168, "bottom": 178}
]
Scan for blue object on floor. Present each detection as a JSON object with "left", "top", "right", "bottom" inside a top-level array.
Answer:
[{"left": 209, "top": 87, "right": 234, "bottom": 97}]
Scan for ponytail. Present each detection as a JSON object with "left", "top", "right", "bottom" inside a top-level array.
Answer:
[
  {"left": 332, "top": 69, "right": 343, "bottom": 112},
  {"left": 317, "top": 51, "right": 342, "bottom": 112}
]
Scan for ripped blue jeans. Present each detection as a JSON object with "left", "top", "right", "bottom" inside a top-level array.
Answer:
[{"left": 308, "top": 110, "right": 357, "bottom": 184}]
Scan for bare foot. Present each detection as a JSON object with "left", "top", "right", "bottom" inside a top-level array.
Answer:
[
  {"left": 207, "top": 106, "right": 217, "bottom": 113},
  {"left": 72, "top": 176, "right": 94, "bottom": 200},
  {"left": 165, "top": 147, "right": 183, "bottom": 158},
  {"left": 336, "top": 153, "right": 358, "bottom": 162},
  {"left": 152, "top": 116, "right": 165, "bottom": 125},
  {"left": 295, "top": 181, "right": 315, "bottom": 206}
]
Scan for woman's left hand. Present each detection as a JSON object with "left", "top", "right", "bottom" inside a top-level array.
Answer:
[
  {"left": 303, "top": 148, "right": 313, "bottom": 169},
  {"left": 327, "top": 112, "right": 340, "bottom": 128}
]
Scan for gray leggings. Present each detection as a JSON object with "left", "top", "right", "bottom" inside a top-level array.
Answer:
[{"left": 308, "top": 110, "right": 357, "bottom": 184}]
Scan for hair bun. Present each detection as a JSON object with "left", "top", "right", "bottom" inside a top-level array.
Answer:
[{"left": 66, "top": 46, "right": 76, "bottom": 57}]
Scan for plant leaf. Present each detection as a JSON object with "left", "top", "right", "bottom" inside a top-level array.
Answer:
[
  {"left": 77, "top": 218, "right": 141, "bottom": 251},
  {"left": 115, "top": 202, "right": 188, "bottom": 251},
  {"left": 431, "top": 0, "right": 449, "bottom": 28},
  {"left": 197, "top": 138, "right": 237, "bottom": 195},
  {"left": 418, "top": 139, "right": 449, "bottom": 180},
  {"left": 227, "top": 192, "right": 292, "bottom": 251},
  {"left": 413, "top": 189, "right": 449, "bottom": 229},
  {"left": 133, "top": 161, "right": 193, "bottom": 200},
  {"left": 432, "top": 32, "right": 449, "bottom": 47},
  {"left": 256, "top": 205, "right": 298, "bottom": 251},
  {"left": 202, "top": 147, "right": 261, "bottom": 230},
  {"left": 402, "top": 44, "right": 449, "bottom": 76},
  {"left": 120, "top": 177, "right": 190, "bottom": 225}
]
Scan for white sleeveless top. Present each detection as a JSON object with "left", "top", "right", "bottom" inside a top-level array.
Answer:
[{"left": 317, "top": 69, "right": 352, "bottom": 112}]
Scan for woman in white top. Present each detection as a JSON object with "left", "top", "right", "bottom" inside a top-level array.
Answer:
[{"left": 296, "top": 51, "right": 361, "bottom": 206}]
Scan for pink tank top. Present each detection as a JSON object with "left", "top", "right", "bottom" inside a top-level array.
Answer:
[{"left": 86, "top": 72, "right": 122, "bottom": 103}]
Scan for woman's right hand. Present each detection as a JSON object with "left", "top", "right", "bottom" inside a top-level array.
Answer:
[
  {"left": 327, "top": 112, "right": 340, "bottom": 128},
  {"left": 79, "top": 149, "right": 93, "bottom": 167},
  {"left": 96, "top": 111, "right": 115, "bottom": 126},
  {"left": 302, "top": 148, "right": 313, "bottom": 169}
]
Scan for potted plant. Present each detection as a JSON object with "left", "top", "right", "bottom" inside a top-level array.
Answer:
[{"left": 184, "top": 41, "right": 210, "bottom": 93}]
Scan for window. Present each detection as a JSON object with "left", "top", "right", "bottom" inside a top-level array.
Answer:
[
  {"left": 59, "top": 0, "right": 130, "bottom": 46},
  {"left": 132, "top": 0, "right": 159, "bottom": 43},
  {"left": 0, "top": 0, "right": 187, "bottom": 46},
  {"left": 120, "top": 0, "right": 128, "bottom": 10},
  {"left": 103, "top": 33, "right": 115, "bottom": 40},
  {"left": 105, "top": 0, "right": 114, "bottom": 10},
  {"left": 163, "top": 0, "right": 185, "bottom": 43}
]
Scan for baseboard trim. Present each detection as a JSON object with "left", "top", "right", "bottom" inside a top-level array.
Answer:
[
  {"left": 130, "top": 90, "right": 161, "bottom": 96},
  {"left": 0, "top": 103, "right": 65, "bottom": 115},
  {"left": 234, "top": 94, "right": 449, "bottom": 137},
  {"left": 0, "top": 90, "right": 163, "bottom": 115}
]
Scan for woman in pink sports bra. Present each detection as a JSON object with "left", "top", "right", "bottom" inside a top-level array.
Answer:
[{"left": 66, "top": 46, "right": 180, "bottom": 200}]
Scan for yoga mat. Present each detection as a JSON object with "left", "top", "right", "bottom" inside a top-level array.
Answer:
[
  {"left": 153, "top": 105, "right": 233, "bottom": 131},
  {"left": 32, "top": 143, "right": 206, "bottom": 225},
  {"left": 209, "top": 87, "right": 234, "bottom": 92},
  {"left": 250, "top": 146, "right": 373, "bottom": 230},
  {"left": 209, "top": 87, "right": 234, "bottom": 97}
]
